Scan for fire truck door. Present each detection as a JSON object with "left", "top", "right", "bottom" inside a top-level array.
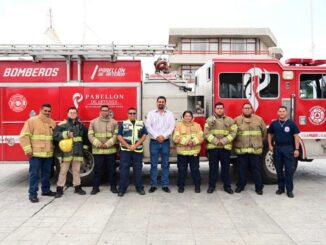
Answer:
[{"left": 1, "top": 87, "right": 60, "bottom": 161}]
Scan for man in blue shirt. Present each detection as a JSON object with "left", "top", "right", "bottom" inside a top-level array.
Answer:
[{"left": 267, "top": 106, "right": 300, "bottom": 198}]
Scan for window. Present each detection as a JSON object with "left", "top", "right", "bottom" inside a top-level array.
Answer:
[
  {"left": 221, "top": 38, "right": 257, "bottom": 54},
  {"left": 300, "top": 74, "right": 326, "bottom": 99},
  {"left": 258, "top": 73, "right": 279, "bottom": 98},
  {"left": 181, "top": 65, "right": 201, "bottom": 83},
  {"left": 181, "top": 38, "right": 219, "bottom": 53},
  {"left": 219, "top": 73, "right": 248, "bottom": 98}
]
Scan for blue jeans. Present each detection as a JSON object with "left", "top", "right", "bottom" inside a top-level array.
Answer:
[
  {"left": 273, "top": 145, "right": 295, "bottom": 192},
  {"left": 119, "top": 151, "right": 143, "bottom": 192},
  {"left": 29, "top": 157, "right": 53, "bottom": 197},
  {"left": 177, "top": 155, "right": 201, "bottom": 188},
  {"left": 150, "top": 139, "right": 170, "bottom": 187},
  {"left": 208, "top": 149, "right": 232, "bottom": 189},
  {"left": 236, "top": 154, "right": 263, "bottom": 191},
  {"left": 93, "top": 154, "right": 117, "bottom": 189}
]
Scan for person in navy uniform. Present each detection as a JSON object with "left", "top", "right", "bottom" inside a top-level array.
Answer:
[
  {"left": 267, "top": 106, "right": 300, "bottom": 198},
  {"left": 117, "top": 108, "right": 148, "bottom": 196}
]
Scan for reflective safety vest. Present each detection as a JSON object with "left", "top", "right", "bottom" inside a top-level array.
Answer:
[
  {"left": 233, "top": 114, "right": 267, "bottom": 155},
  {"left": 120, "top": 120, "right": 145, "bottom": 153},
  {"left": 88, "top": 117, "right": 118, "bottom": 155},
  {"left": 19, "top": 113, "right": 56, "bottom": 158},
  {"left": 172, "top": 120, "right": 204, "bottom": 156},
  {"left": 204, "top": 115, "right": 237, "bottom": 151}
]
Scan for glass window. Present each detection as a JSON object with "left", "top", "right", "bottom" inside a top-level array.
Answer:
[
  {"left": 219, "top": 73, "right": 247, "bottom": 98},
  {"left": 300, "top": 74, "right": 326, "bottom": 99},
  {"left": 181, "top": 65, "right": 201, "bottom": 83},
  {"left": 181, "top": 43, "right": 190, "bottom": 51},
  {"left": 191, "top": 42, "right": 209, "bottom": 51},
  {"left": 258, "top": 73, "right": 279, "bottom": 98}
]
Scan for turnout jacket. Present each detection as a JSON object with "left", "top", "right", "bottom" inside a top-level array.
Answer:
[
  {"left": 88, "top": 116, "right": 118, "bottom": 154},
  {"left": 19, "top": 113, "right": 56, "bottom": 158},
  {"left": 233, "top": 114, "right": 267, "bottom": 155},
  {"left": 204, "top": 114, "right": 237, "bottom": 151},
  {"left": 172, "top": 119, "right": 204, "bottom": 156},
  {"left": 54, "top": 118, "right": 89, "bottom": 162}
]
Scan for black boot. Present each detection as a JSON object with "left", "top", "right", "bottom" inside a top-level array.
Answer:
[
  {"left": 55, "top": 186, "right": 63, "bottom": 198},
  {"left": 74, "top": 185, "right": 86, "bottom": 195}
]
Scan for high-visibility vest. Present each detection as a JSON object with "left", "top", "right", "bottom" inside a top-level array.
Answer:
[{"left": 120, "top": 120, "right": 145, "bottom": 153}]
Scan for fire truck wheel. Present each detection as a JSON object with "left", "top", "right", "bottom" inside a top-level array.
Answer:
[{"left": 261, "top": 150, "right": 299, "bottom": 184}]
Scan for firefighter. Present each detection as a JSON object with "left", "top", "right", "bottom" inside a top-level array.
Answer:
[
  {"left": 117, "top": 108, "right": 147, "bottom": 196},
  {"left": 267, "top": 106, "right": 300, "bottom": 198},
  {"left": 234, "top": 103, "right": 267, "bottom": 195},
  {"left": 173, "top": 110, "right": 203, "bottom": 193},
  {"left": 54, "top": 107, "right": 89, "bottom": 197},
  {"left": 146, "top": 96, "right": 175, "bottom": 193},
  {"left": 19, "top": 103, "right": 56, "bottom": 203},
  {"left": 88, "top": 105, "right": 118, "bottom": 195},
  {"left": 205, "top": 102, "right": 238, "bottom": 194}
]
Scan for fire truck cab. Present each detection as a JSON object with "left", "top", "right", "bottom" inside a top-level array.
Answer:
[{"left": 195, "top": 58, "right": 326, "bottom": 183}]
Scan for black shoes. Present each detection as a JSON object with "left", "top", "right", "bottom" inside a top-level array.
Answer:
[
  {"left": 41, "top": 190, "right": 56, "bottom": 196},
  {"left": 149, "top": 187, "right": 157, "bottom": 193},
  {"left": 195, "top": 187, "right": 201, "bottom": 193},
  {"left": 178, "top": 187, "right": 184, "bottom": 193},
  {"left": 207, "top": 187, "right": 215, "bottom": 194},
  {"left": 287, "top": 192, "right": 294, "bottom": 198},
  {"left": 162, "top": 187, "right": 171, "bottom": 193},
  {"left": 29, "top": 196, "right": 39, "bottom": 203},
  {"left": 110, "top": 186, "right": 118, "bottom": 194},
  {"left": 138, "top": 189, "right": 146, "bottom": 195},
  {"left": 118, "top": 192, "right": 124, "bottom": 197},
  {"left": 224, "top": 188, "right": 234, "bottom": 194},
  {"left": 256, "top": 190, "right": 263, "bottom": 195},
  {"left": 91, "top": 188, "right": 100, "bottom": 195},
  {"left": 276, "top": 189, "right": 285, "bottom": 195},
  {"left": 235, "top": 187, "right": 243, "bottom": 193},
  {"left": 74, "top": 185, "right": 86, "bottom": 195},
  {"left": 55, "top": 187, "right": 63, "bottom": 198}
]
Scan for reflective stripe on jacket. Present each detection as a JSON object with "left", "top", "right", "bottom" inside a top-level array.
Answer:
[
  {"left": 172, "top": 120, "right": 204, "bottom": 156},
  {"left": 120, "top": 120, "right": 145, "bottom": 153},
  {"left": 88, "top": 116, "right": 118, "bottom": 154},
  {"left": 19, "top": 113, "right": 55, "bottom": 158},
  {"left": 204, "top": 115, "right": 237, "bottom": 151},
  {"left": 233, "top": 114, "right": 267, "bottom": 155}
]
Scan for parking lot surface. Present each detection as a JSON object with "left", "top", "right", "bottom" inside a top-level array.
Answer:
[{"left": 0, "top": 160, "right": 326, "bottom": 245}]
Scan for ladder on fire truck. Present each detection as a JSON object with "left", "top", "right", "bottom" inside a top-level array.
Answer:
[{"left": 0, "top": 44, "right": 175, "bottom": 60}]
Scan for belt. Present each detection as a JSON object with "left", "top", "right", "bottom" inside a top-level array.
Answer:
[
  {"left": 150, "top": 139, "right": 169, "bottom": 142},
  {"left": 274, "top": 142, "right": 293, "bottom": 146}
]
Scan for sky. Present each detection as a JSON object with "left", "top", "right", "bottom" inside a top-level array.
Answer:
[{"left": 0, "top": 0, "right": 325, "bottom": 73}]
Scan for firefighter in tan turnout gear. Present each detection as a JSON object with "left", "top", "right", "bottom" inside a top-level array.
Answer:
[
  {"left": 88, "top": 105, "right": 118, "bottom": 195},
  {"left": 234, "top": 103, "right": 267, "bottom": 195},
  {"left": 19, "top": 103, "right": 57, "bottom": 203},
  {"left": 205, "top": 102, "right": 238, "bottom": 194}
]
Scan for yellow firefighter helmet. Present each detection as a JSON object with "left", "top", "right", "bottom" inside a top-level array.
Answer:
[{"left": 59, "top": 138, "right": 73, "bottom": 153}]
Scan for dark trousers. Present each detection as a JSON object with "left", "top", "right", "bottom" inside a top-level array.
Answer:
[
  {"left": 119, "top": 151, "right": 143, "bottom": 192},
  {"left": 92, "top": 154, "right": 117, "bottom": 189},
  {"left": 273, "top": 145, "right": 295, "bottom": 192},
  {"left": 29, "top": 157, "right": 53, "bottom": 197},
  {"left": 236, "top": 154, "right": 263, "bottom": 191},
  {"left": 208, "top": 148, "right": 231, "bottom": 189},
  {"left": 177, "top": 155, "right": 201, "bottom": 188}
]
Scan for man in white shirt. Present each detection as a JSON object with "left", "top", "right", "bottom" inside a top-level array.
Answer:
[{"left": 146, "top": 96, "right": 175, "bottom": 193}]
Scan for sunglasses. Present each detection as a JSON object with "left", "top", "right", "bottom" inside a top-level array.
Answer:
[{"left": 129, "top": 112, "right": 137, "bottom": 115}]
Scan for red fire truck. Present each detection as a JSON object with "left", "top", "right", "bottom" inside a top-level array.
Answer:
[
  {"left": 195, "top": 58, "right": 326, "bottom": 182},
  {"left": 0, "top": 45, "right": 325, "bottom": 184}
]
